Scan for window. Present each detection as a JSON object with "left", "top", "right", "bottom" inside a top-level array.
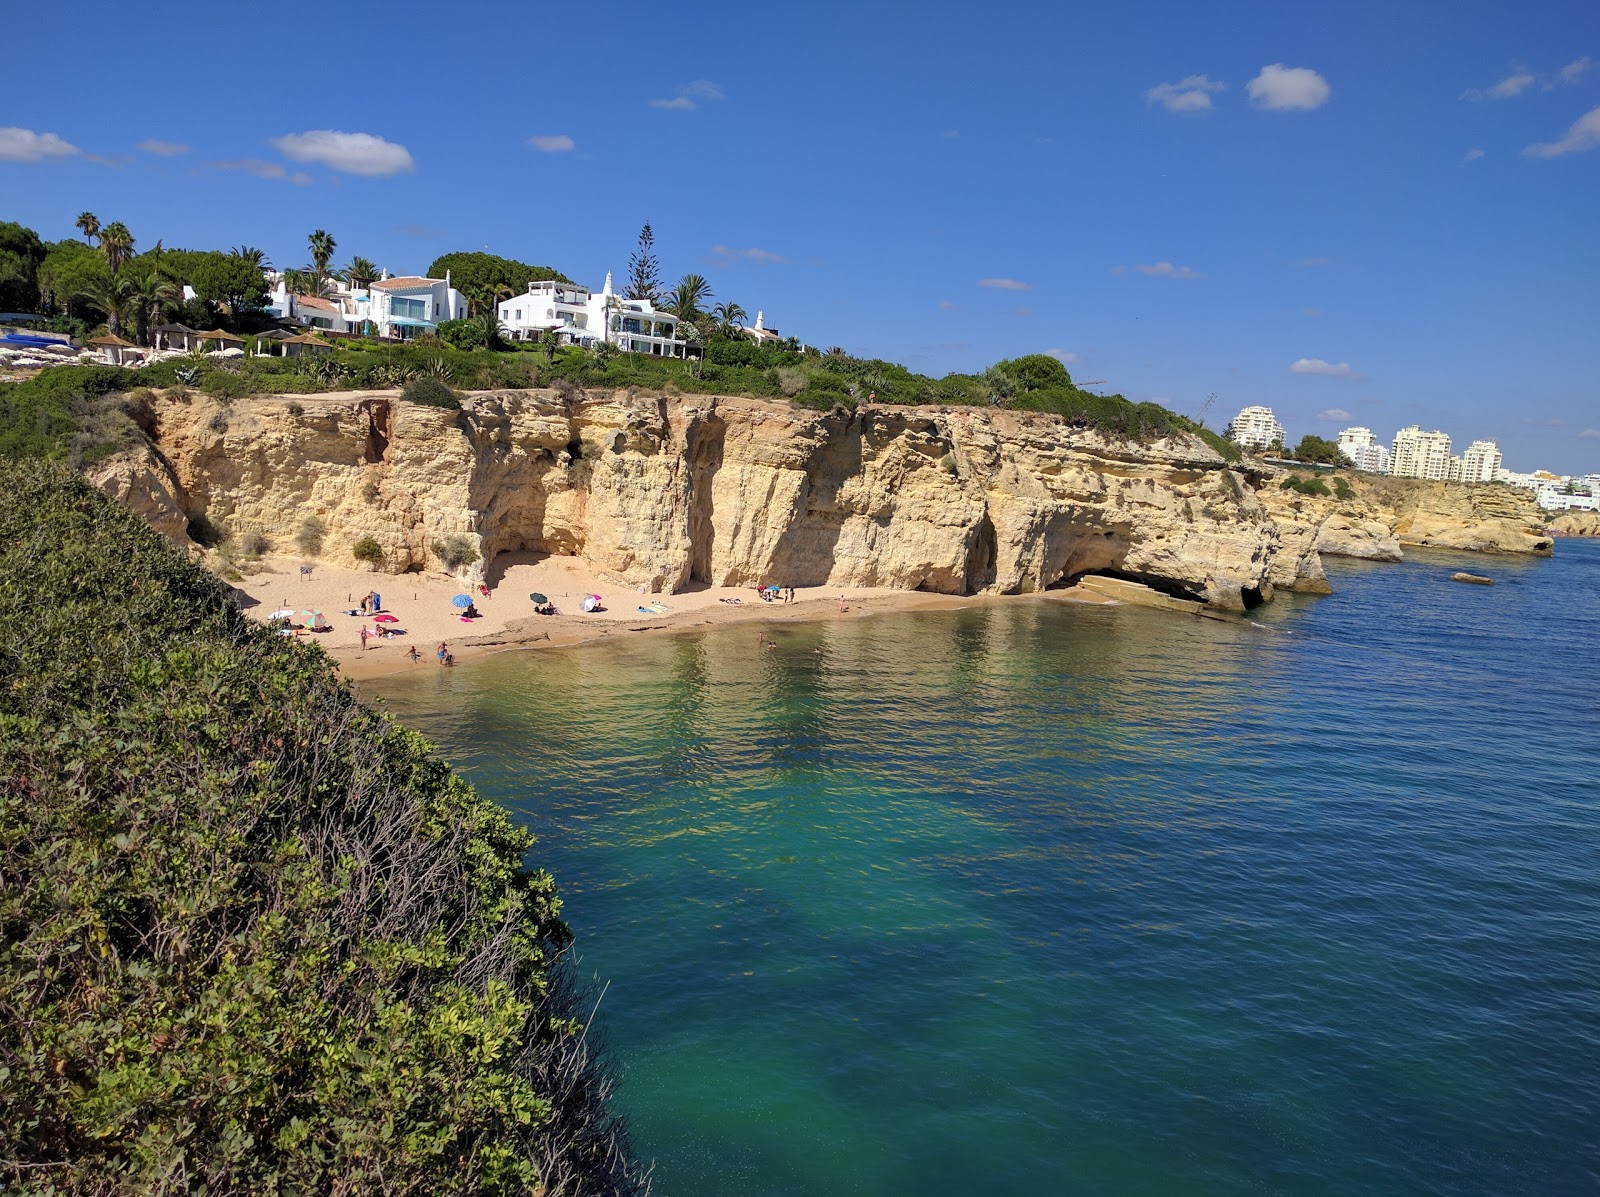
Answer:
[{"left": 391, "top": 296, "right": 427, "bottom": 322}]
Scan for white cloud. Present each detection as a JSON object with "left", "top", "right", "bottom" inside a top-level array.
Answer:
[
  {"left": 1145, "top": 74, "right": 1227, "bottom": 114},
  {"left": 1524, "top": 106, "right": 1600, "bottom": 158},
  {"left": 1247, "top": 64, "right": 1332, "bottom": 111},
  {"left": 0, "top": 126, "right": 79, "bottom": 162},
  {"left": 1290, "top": 357, "right": 1356, "bottom": 377},
  {"left": 1464, "top": 147, "right": 1486, "bottom": 162},
  {"left": 1136, "top": 261, "right": 1204, "bottom": 279},
  {"left": 270, "top": 130, "right": 414, "bottom": 176},
  {"left": 709, "top": 244, "right": 789, "bottom": 265},
  {"left": 1489, "top": 72, "right": 1537, "bottom": 99},
  {"left": 1318, "top": 408, "right": 1352, "bottom": 420},
  {"left": 650, "top": 80, "right": 724, "bottom": 110},
  {"left": 137, "top": 138, "right": 189, "bottom": 156},
  {"left": 1297, "top": 256, "right": 1329, "bottom": 267},
  {"left": 1045, "top": 348, "right": 1084, "bottom": 363},
  {"left": 1561, "top": 56, "right": 1593, "bottom": 85},
  {"left": 1579, "top": 427, "right": 1600, "bottom": 438},
  {"left": 978, "top": 277, "right": 1033, "bottom": 291},
  {"left": 937, "top": 301, "right": 957, "bottom": 312},
  {"left": 528, "top": 134, "right": 575, "bottom": 153}
]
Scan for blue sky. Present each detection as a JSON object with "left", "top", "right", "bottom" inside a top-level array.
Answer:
[{"left": 5, "top": 0, "right": 1597, "bottom": 471}]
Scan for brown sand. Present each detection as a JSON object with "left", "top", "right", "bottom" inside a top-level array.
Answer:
[{"left": 229, "top": 551, "right": 1121, "bottom": 680}]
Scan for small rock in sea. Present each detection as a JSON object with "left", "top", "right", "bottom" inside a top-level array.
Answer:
[{"left": 1450, "top": 572, "right": 1494, "bottom": 585}]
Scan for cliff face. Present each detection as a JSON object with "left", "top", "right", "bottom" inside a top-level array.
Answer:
[
  {"left": 1256, "top": 474, "right": 1552, "bottom": 589},
  {"left": 1548, "top": 512, "right": 1600, "bottom": 537},
  {"left": 88, "top": 389, "right": 1286, "bottom": 609}
]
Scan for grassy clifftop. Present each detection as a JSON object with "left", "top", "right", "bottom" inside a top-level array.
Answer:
[{"left": 0, "top": 460, "right": 645, "bottom": 1193}]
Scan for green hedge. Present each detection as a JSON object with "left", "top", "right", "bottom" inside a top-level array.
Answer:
[{"left": 0, "top": 460, "right": 645, "bottom": 1194}]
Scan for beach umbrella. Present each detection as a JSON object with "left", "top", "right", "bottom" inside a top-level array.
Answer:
[
  {"left": 581, "top": 595, "right": 600, "bottom": 613},
  {"left": 267, "top": 608, "right": 295, "bottom": 620},
  {"left": 373, "top": 613, "right": 399, "bottom": 623},
  {"left": 529, "top": 592, "right": 549, "bottom": 605},
  {"left": 451, "top": 594, "right": 473, "bottom": 609}
]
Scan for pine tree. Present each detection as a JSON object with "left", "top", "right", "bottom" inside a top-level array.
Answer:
[{"left": 626, "top": 222, "right": 660, "bottom": 302}]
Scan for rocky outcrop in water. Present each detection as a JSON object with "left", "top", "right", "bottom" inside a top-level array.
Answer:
[
  {"left": 1547, "top": 512, "right": 1600, "bottom": 538},
  {"left": 86, "top": 389, "right": 1289, "bottom": 609}
]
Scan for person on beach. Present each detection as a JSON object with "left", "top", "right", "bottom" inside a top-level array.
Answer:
[
  {"left": 436, "top": 642, "right": 447, "bottom": 664},
  {"left": 359, "top": 625, "right": 370, "bottom": 650},
  {"left": 406, "top": 645, "right": 420, "bottom": 663},
  {"left": 838, "top": 595, "right": 846, "bottom": 612},
  {"left": 359, "top": 595, "right": 369, "bottom": 615}
]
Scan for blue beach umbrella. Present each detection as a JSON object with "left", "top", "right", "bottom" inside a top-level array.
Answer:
[{"left": 451, "top": 594, "right": 473, "bottom": 609}]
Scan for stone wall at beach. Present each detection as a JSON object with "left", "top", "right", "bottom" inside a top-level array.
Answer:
[
  {"left": 1257, "top": 474, "right": 1552, "bottom": 587},
  {"left": 86, "top": 388, "right": 1292, "bottom": 610}
]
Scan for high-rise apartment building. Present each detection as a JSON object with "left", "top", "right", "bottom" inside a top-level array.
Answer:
[
  {"left": 1390, "top": 426, "right": 1453, "bottom": 480},
  {"left": 1225, "top": 406, "right": 1286, "bottom": 450},
  {"left": 1460, "top": 439, "right": 1502, "bottom": 484},
  {"left": 1336, "top": 426, "right": 1391, "bottom": 474}
]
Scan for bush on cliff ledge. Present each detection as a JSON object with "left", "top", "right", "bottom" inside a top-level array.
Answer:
[{"left": 0, "top": 460, "right": 646, "bottom": 1194}]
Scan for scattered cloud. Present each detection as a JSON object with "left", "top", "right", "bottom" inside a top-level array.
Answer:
[
  {"left": 1561, "top": 56, "right": 1593, "bottom": 85},
  {"left": 396, "top": 224, "right": 445, "bottom": 237},
  {"left": 1464, "top": 147, "right": 1486, "bottom": 162},
  {"left": 137, "top": 138, "right": 189, "bottom": 157},
  {"left": 650, "top": 80, "right": 724, "bottom": 110},
  {"left": 937, "top": 301, "right": 958, "bottom": 312},
  {"left": 978, "top": 277, "right": 1033, "bottom": 291},
  {"left": 1524, "top": 106, "right": 1600, "bottom": 158},
  {"left": 1489, "top": 71, "right": 1537, "bottom": 99},
  {"left": 709, "top": 244, "right": 789, "bottom": 266},
  {"left": 941, "top": 129, "right": 960, "bottom": 139},
  {"left": 1145, "top": 74, "right": 1226, "bottom": 114},
  {"left": 1007, "top": 306, "right": 1033, "bottom": 318},
  {"left": 1297, "top": 256, "right": 1329, "bottom": 267},
  {"left": 270, "top": 130, "right": 414, "bottom": 176},
  {"left": 1318, "top": 408, "right": 1352, "bottom": 420},
  {"left": 0, "top": 126, "right": 79, "bottom": 162},
  {"left": 1109, "top": 265, "right": 1129, "bottom": 275},
  {"left": 528, "top": 134, "right": 575, "bottom": 153},
  {"left": 208, "top": 157, "right": 313, "bottom": 184},
  {"left": 1579, "top": 427, "right": 1600, "bottom": 438},
  {"left": 1247, "top": 64, "right": 1331, "bottom": 111},
  {"left": 1290, "top": 357, "right": 1357, "bottom": 377},
  {"left": 1045, "top": 348, "right": 1084, "bottom": 363},
  {"left": 1136, "top": 261, "right": 1204, "bottom": 279}
]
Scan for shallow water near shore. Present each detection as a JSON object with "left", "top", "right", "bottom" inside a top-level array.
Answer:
[{"left": 365, "top": 542, "right": 1600, "bottom": 1195}]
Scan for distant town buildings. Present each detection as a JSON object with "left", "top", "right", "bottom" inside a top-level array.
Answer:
[
  {"left": 1460, "top": 439, "right": 1503, "bottom": 484},
  {"left": 1390, "top": 425, "right": 1454, "bottom": 481},
  {"left": 264, "top": 269, "right": 466, "bottom": 339},
  {"left": 1224, "top": 405, "right": 1286, "bottom": 450},
  {"left": 1336, "top": 426, "right": 1390, "bottom": 474},
  {"left": 497, "top": 272, "right": 688, "bottom": 357}
]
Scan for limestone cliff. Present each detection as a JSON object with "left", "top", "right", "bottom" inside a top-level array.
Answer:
[
  {"left": 1548, "top": 512, "right": 1600, "bottom": 537},
  {"left": 88, "top": 389, "right": 1287, "bottom": 609},
  {"left": 1257, "top": 472, "right": 1551, "bottom": 591}
]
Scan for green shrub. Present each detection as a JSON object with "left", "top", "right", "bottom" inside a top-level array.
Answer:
[
  {"left": 295, "top": 515, "right": 325, "bottom": 556},
  {"left": 1280, "top": 474, "right": 1332, "bottom": 497},
  {"left": 200, "top": 369, "right": 258, "bottom": 401},
  {"left": 351, "top": 534, "right": 385, "bottom": 565},
  {"left": 237, "top": 528, "right": 271, "bottom": 557},
  {"left": 1332, "top": 476, "right": 1355, "bottom": 500},
  {"left": 0, "top": 460, "right": 644, "bottom": 1193},
  {"left": 400, "top": 376, "right": 461, "bottom": 409},
  {"left": 433, "top": 533, "right": 481, "bottom": 572}
]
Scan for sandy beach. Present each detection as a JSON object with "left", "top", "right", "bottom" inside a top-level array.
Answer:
[{"left": 228, "top": 550, "right": 1125, "bottom": 680}]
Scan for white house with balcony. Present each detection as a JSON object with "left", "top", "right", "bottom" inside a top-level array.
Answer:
[
  {"left": 367, "top": 272, "right": 466, "bottom": 339},
  {"left": 497, "top": 272, "right": 689, "bottom": 357}
]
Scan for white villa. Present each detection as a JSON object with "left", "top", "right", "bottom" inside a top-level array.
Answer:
[
  {"left": 264, "top": 270, "right": 466, "bottom": 339},
  {"left": 498, "top": 273, "right": 689, "bottom": 357}
]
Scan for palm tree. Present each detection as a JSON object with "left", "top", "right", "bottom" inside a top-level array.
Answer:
[
  {"left": 76, "top": 273, "right": 132, "bottom": 338},
  {"left": 232, "top": 245, "right": 272, "bottom": 272},
  {"left": 308, "top": 229, "right": 337, "bottom": 287},
  {"left": 663, "top": 273, "right": 713, "bottom": 324},
  {"left": 75, "top": 212, "right": 100, "bottom": 245},
  {"left": 466, "top": 282, "right": 514, "bottom": 318},
  {"left": 344, "top": 255, "right": 380, "bottom": 289},
  {"left": 284, "top": 266, "right": 335, "bottom": 298},
  {"left": 99, "top": 222, "right": 135, "bottom": 274},
  {"left": 711, "top": 301, "right": 747, "bottom": 337},
  {"left": 120, "top": 261, "right": 182, "bottom": 346}
]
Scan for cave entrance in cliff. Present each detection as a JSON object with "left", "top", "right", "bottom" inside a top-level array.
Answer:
[
  {"left": 1240, "top": 585, "right": 1265, "bottom": 610},
  {"left": 963, "top": 514, "right": 997, "bottom": 594},
  {"left": 363, "top": 401, "right": 391, "bottom": 464},
  {"left": 1092, "top": 569, "right": 1207, "bottom": 604}
]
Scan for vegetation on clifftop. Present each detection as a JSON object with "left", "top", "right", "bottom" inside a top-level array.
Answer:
[{"left": 0, "top": 460, "right": 646, "bottom": 1193}]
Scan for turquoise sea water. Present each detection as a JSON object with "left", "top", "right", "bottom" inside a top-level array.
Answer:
[{"left": 366, "top": 541, "right": 1600, "bottom": 1195}]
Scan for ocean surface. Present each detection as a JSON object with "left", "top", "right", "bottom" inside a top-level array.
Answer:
[{"left": 365, "top": 541, "right": 1600, "bottom": 1195}]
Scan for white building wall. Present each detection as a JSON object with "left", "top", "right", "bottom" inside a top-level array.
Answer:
[{"left": 1225, "top": 405, "right": 1286, "bottom": 450}]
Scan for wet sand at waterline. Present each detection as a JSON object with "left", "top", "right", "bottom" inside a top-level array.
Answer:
[{"left": 228, "top": 551, "right": 1118, "bottom": 680}]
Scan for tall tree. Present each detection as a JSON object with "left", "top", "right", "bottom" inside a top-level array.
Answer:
[
  {"left": 626, "top": 222, "right": 660, "bottom": 302},
  {"left": 426, "top": 251, "right": 569, "bottom": 297},
  {"left": 662, "top": 273, "right": 713, "bottom": 324},
  {"left": 99, "top": 222, "right": 134, "bottom": 274},
  {"left": 308, "top": 229, "right": 336, "bottom": 287},
  {"left": 37, "top": 239, "right": 109, "bottom": 318},
  {"left": 120, "top": 261, "right": 182, "bottom": 346},
  {"left": 231, "top": 245, "right": 272, "bottom": 273},
  {"left": 75, "top": 273, "right": 131, "bottom": 337},
  {"left": 193, "top": 251, "right": 270, "bottom": 316},
  {"left": 0, "top": 221, "right": 47, "bottom": 313},
  {"left": 711, "top": 301, "right": 747, "bottom": 336},
  {"left": 75, "top": 212, "right": 100, "bottom": 246},
  {"left": 344, "top": 255, "right": 380, "bottom": 289}
]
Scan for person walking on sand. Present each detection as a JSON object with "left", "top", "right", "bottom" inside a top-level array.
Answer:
[
  {"left": 406, "top": 645, "right": 420, "bottom": 663},
  {"left": 359, "top": 625, "right": 370, "bottom": 650},
  {"left": 838, "top": 595, "right": 846, "bottom": 613},
  {"left": 437, "top": 642, "right": 447, "bottom": 664}
]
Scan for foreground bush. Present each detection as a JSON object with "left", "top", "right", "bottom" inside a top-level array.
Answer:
[{"left": 0, "top": 460, "right": 646, "bottom": 1194}]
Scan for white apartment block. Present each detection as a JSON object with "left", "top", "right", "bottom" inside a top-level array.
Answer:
[
  {"left": 498, "top": 272, "right": 688, "bottom": 357},
  {"left": 1225, "top": 405, "right": 1286, "bottom": 450},
  {"left": 1390, "top": 426, "right": 1454, "bottom": 480},
  {"left": 1460, "top": 439, "right": 1503, "bottom": 484},
  {"left": 1336, "top": 426, "right": 1391, "bottom": 474}
]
